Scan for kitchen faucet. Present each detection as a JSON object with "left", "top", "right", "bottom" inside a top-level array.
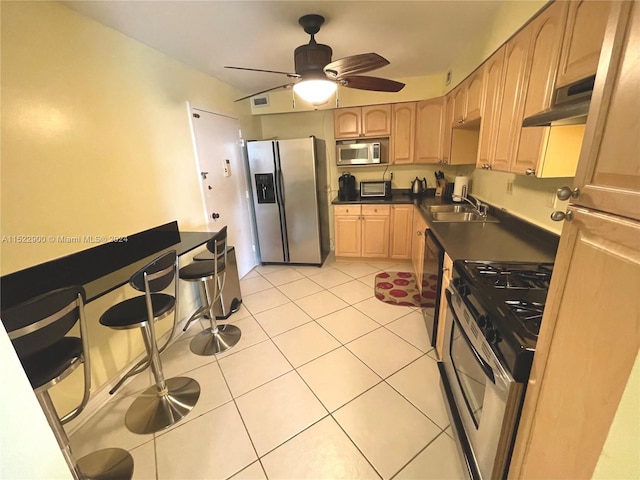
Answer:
[{"left": 452, "top": 194, "right": 488, "bottom": 218}]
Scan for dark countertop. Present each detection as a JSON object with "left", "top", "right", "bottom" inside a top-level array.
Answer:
[
  {"left": 333, "top": 190, "right": 559, "bottom": 263},
  {"left": 0, "top": 221, "right": 215, "bottom": 309}
]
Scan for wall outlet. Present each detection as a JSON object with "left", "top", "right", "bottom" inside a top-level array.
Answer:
[{"left": 506, "top": 180, "right": 514, "bottom": 195}]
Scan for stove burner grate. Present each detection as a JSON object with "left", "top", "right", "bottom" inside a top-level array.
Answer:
[
  {"left": 475, "top": 264, "right": 552, "bottom": 290},
  {"left": 505, "top": 300, "right": 545, "bottom": 335}
]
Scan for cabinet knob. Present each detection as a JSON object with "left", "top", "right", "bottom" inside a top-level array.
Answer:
[
  {"left": 417, "top": 230, "right": 422, "bottom": 236},
  {"left": 525, "top": 168, "right": 535, "bottom": 176},
  {"left": 441, "top": 159, "right": 449, "bottom": 165},
  {"left": 482, "top": 164, "right": 491, "bottom": 170},
  {"left": 551, "top": 210, "right": 574, "bottom": 222},
  {"left": 556, "top": 186, "right": 581, "bottom": 201}
]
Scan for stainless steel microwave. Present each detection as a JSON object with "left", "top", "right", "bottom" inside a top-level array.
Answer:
[{"left": 336, "top": 142, "right": 381, "bottom": 166}]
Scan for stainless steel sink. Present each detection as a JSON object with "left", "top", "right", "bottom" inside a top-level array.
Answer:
[
  {"left": 431, "top": 211, "right": 499, "bottom": 223},
  {"left": 428, "top": 204, "right": 475, "bottom": 213}
]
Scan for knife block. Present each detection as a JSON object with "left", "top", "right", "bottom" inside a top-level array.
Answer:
[{"left": 435, "top": 179, "right": 448, "bottom": 197}]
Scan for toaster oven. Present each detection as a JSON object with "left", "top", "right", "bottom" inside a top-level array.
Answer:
[{"left": 360, "top": 181, "right": 391, "bottom": 198}]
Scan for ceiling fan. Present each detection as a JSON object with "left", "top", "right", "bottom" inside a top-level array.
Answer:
[{"left": 225, "top": 14, "right": 405, "bottom": 105}]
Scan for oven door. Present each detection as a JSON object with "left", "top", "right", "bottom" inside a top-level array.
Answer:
[
  {"left": 440, "top": 287, "right": 523, "bottom": 480},
  {"left": 422, "top": 230, "right": 444, "bottom": 346}
]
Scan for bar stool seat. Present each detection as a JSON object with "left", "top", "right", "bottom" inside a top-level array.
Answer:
[
  {"left": 99, "top": 250, "right": 199, "bottom": 435},
  {"left": 100, "top": 294, "right": 175, "bottom": 329},
  {"left": 2, "top": 286, "right": 134, "bottom": 480}
]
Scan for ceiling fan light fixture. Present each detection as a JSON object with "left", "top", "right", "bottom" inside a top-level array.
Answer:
[{"left": 293, "top": 79, "right": 337, "bottom": 105}]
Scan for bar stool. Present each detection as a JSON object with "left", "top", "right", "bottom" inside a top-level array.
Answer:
[
  {"left": 1, "top": 285, "right": 134, "bottom": 480},
  {"left": 99, "top": 250, "right": 200, "bottom": 435},
  {"left": 179, "top": 226, "right": 241, "bottom": 356}
]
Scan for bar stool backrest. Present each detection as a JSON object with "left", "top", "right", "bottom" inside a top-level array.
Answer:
[
  {"left": 1, "top": 285, "right": 86, "bottom": 359},
  {"left": 130, "top": 250, "right": 177, "bottom": 293},
  {"left": 205, "top": 226, "right": 227, "bottom": 269}
]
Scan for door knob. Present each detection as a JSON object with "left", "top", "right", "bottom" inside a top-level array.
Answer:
[
  {"left": 556, "top": 186, "right": 580, "bottom": 201},
  {"left": 551, "top": 210, "right": 574, "bottom": 222}
]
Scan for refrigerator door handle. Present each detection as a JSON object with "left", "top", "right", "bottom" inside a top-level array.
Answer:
[{"left": 274, "top": 142, "right": 290, "bottom": 262}]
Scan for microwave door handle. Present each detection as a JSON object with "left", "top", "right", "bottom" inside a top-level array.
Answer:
[{"left": 446, "top": 289, "right": 496, "bottom": 384}]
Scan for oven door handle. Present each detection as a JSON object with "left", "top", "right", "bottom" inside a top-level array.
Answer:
[{"left": 446, "top": 289, "right": 496, "bottom": 385}]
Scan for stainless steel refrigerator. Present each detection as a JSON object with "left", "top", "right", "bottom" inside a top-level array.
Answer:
[{"left": 247, "top": 137, "right": 330, "bottom": 265}]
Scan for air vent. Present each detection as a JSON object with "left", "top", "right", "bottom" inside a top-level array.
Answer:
[{"left": 251, "top": 96, "right": 270, "bottom": 108}]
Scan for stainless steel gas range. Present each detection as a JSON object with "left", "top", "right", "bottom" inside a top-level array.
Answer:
[{"left": 438, "top": 260, "right": 553, "bottom": 480}]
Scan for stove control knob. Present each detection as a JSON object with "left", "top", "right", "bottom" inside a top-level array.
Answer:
[
  {"left": 486, "top": 329, "right": 501, "bottom": 344},
  {"left": 477, "top": 315, "right": 488, "bottom": 329}
]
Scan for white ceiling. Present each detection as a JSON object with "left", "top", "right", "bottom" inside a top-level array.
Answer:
[{"left": 62, "top": 1, "right": 505, "bottom": 100}]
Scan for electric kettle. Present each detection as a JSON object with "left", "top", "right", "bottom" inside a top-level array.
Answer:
[{"left": 411, "top": 177, "right": 427, "bottom": 197}]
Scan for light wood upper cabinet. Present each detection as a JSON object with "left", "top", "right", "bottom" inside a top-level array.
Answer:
[
  {"left": 389, "top": 204, "right": 414, "bottom": 259},
  {"left": 334, "top": 105, "right": 391, "bottom": 139},
  {"left": 334, "top": 108, "right": 361, "bottom": 139},
  {"left": 415, "top": 97, "right": 445, "bottom": 164},
  {"left": 492, "top": 23, "right": 532, "bottom": 173},
  {"left": 573, "top": 0, "right": 640, "bottom": 222},
  {"left": 512, "top": 0, "right": 569, "bottom": 176},
  {"left": 442, "top": 94, "right": 454, "bottom": 164},
  {"left": 477, "top": 46, "right": 506, "bottom": 169},
  {"left": 451, "top": 68, "right": 484, "bottom": 127},
  {"left": 556, "top": 1, "right": 612, "bottom": 88},
  {"left": 391, "top": 102, "right": 416, "bottom": 164},
  {"left": 465, "top": 69, "right": 484, "bottom": 121}
]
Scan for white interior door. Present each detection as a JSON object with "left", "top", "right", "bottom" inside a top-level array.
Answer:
[{"left": 189, "top": 106, "right": 256, "bottom": 277}]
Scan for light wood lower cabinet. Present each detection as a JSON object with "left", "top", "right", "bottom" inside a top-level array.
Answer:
[
  {"left": 334, "top": 204, "right": 391, "bottom": 258},
  {"left": 435, "top": 253, "right": 453, "bottom": 360},
  {"left": 389, "top": 205, "right": 414, "bottom": 259},
  {"left": 411, "top": 208, "right": 428, "bottom": 284}
]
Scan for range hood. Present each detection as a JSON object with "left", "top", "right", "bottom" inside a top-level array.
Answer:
[{"left": 523, "top": 75, "right": 595, "bottom": 127}]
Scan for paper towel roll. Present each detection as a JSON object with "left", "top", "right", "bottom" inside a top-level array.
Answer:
[{"left": 452, "top": 175, "right": 469, "bottom": 202}]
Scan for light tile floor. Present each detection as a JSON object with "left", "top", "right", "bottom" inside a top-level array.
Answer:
[{"left": 70, "top": 256, "right": 467, "bottom": 480}]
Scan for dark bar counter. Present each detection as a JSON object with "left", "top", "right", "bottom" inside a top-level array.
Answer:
[{"left": 1, "top": 221, "right": 215, "bottom": 309}]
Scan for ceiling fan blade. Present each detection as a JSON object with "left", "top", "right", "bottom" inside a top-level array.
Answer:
[
  {"left": 324, "top": 53, "right": 390, "bottom": 79},
  {"left": 340, "top": 76, "right": 405, "bottom": 92},
  {"left": 234, "top": 83, "right": 296, "bottom": 102},
  {"left": 225, "top": 66, "right": 300, "bottom": 78}
]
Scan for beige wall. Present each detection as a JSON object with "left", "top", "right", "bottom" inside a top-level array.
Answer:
[
  {"left": 0, "top": 0, "right": 257, "bottom": 414},
  {"left": 1, "top": 0, "right": 256, "bottom": 275}
]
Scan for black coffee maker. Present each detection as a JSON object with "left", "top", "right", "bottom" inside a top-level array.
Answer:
[{"left": 338, "top": 172, "right": 357, "bottom": 201}]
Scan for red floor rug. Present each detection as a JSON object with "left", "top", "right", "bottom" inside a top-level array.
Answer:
[{"left": 374, "top": 271, "right": 439, "bottom": 308}]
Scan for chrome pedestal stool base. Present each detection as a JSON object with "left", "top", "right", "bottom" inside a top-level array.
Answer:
[
  {"left": 125, "top": 377, "right": 200, "bottom": 435},
  {"left": 189, "top": 324, "right": 241, "bottom": 356},
  {"left": 76, "top": 448, "right": 135, "bottom": 480}
]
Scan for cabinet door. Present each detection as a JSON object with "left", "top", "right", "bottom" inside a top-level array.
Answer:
[
  {"left": 334, "top": 108, "right": 361, "bottom": 139},
  {"left": 361, "top": 216, "right": 390, "bottom": 258},
  {"left": 574, "top": 0, "right": 640, "bottom": 222},
  {"left": 411, "top": 210, "right": 427, "bottom": 283},
  {"left": 334, "top": 205, "right": 361, "bottom": 257},
  {"left": 492, "top": 24, "right": 532, "bottom": 172},
  {"left": 477, "top": 46, "right": 506, "bottom": 169},
  {"left": 391, "top": 103, "right": 416, "bottom": 164},
  {"left": 465, "top": 68, "right": 484, "bottom": 121},
  {"left": 513, "top": 1, "right": 568, "bottom": 176},
  {"left": 441, "top": 94, "right": 454, "bottom": 164},
  {"left": 362, "top": 105, "right": 391, "bottom": 137},
  {"left": 556, "top": 1, "right": 611, "bottom": 87},
  {"left": 435, "top": 253, "right": 453, "bottom": 359},
  {"left": 510, "top": 207, "right": 640, "bottom": 479},
  {"left": 451, "top": 85, "right": 467, "bottom": 126},
  {"left": 415, "top": 97, "right": 445, "bottom": 164},
  {"left": 334, "top": 215, "right": 361, "bottom": 256},
  {"left": 389, "top": 205, "right": 414, "bottom": 259}
]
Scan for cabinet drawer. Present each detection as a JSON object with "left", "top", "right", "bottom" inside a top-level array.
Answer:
[
  {"left": 362, "top": 204, "right": 390, "bottom": 216},
  {"left": 334, "top": 205, "right": 361, "bottom": 216}
]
